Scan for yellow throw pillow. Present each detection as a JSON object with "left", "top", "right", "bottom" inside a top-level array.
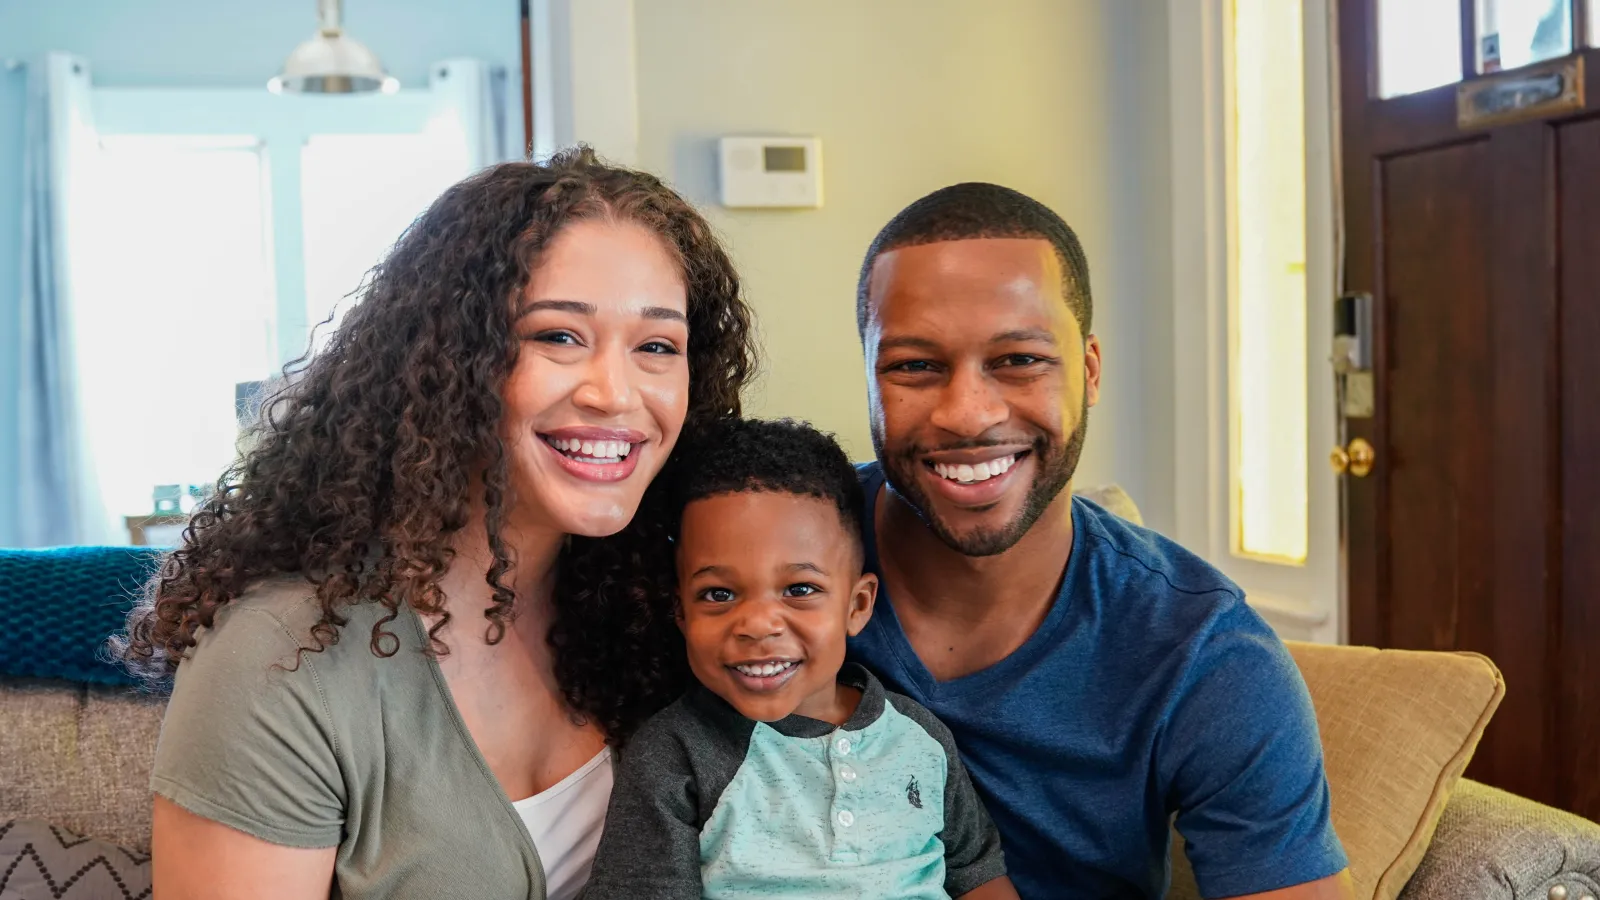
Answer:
[{"left": 1285, "top": 642, "right": 1504, "bottom": 900}]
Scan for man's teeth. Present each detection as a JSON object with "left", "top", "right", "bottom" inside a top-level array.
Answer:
[
  {"left": 933, "top": 455, "right": 1016, "bottom": 484},
  {"left": 734, "top": 661, "right": 797, "bottom": 678},
  {"left": 546, "top": 437, "right": 633, "bottom": 462}
]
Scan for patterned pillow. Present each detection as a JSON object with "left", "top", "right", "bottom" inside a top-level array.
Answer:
[{"left": 0, "top": 819, "right": 151, "bottom": 899}]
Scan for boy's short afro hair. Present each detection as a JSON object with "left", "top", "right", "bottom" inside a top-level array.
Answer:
[{"left": 669, "top": 418, "right": 864, "bottom": 551}]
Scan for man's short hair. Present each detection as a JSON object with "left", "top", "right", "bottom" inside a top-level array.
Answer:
[{"left": 856, "top": 183, "right": 1092, "bottom": 337}]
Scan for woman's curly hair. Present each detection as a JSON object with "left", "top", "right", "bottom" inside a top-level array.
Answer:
[{"left": 114, "top": 147, "right": 756, "bottom": 744}]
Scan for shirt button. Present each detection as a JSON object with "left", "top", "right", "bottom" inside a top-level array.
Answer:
[
  {"left": 838, "top": 764, "right": 857, "bottom": 783},
  {"left": 836, "top": 809, "right": 855, "bottom": 827},
  {"left": 834, "top": 736, "right": 852, "bottom": 755}
]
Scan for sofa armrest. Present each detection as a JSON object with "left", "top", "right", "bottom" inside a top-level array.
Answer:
[{"left": 1399, "top": 779, "right": 1600, "bottom": 900}]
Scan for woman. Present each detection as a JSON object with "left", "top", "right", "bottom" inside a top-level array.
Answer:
[{"left": 116, "top": 147, "right": 757, "bottom": 899}]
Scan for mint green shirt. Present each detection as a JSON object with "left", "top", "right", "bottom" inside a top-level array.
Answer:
[{"left": 582, "top": 664, "right": 1006, "bottom": 899}]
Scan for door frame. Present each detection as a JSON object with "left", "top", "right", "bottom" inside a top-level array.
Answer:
[{"left": 1168, "top": 0, "right": 1344, "bottom": 644}]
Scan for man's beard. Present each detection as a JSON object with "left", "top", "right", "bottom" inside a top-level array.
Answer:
[{"left": 875, "top": 399, "right": 1088, "bottom": 558}]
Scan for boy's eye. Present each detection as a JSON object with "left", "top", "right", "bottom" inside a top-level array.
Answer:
[
  {"left": 698, "top": 587, "right": 735, "bottom": 603},
  {"left": 783, "top": 583, "right": 821, "bottom": 599}
]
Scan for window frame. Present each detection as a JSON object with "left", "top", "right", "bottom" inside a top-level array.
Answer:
[
  {"left": 64, "top": 61, "right": 500, "bottom": 538},
  {"left": 90, "top": 86, "right": 451, "bottom": 365},
  {"left": 1167, "top": 0, "right": 1342, "bottom": 643}
]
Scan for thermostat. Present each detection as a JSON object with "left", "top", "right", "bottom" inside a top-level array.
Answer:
[{"left": 718, "top": 136, "right": 823, "bottom": 208}]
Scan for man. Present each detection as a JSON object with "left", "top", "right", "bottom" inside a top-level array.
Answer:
[{"left": 846, "top": 183, "right": 1353, "bottom": 900}]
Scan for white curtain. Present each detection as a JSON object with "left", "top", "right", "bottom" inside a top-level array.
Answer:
[{"left": 14, "top": 52, "right": 114, "bottom": 547}]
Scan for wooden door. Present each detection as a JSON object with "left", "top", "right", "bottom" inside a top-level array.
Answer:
[{"left": 1339, "top": 0, "right": 1600, "bottom": 820}]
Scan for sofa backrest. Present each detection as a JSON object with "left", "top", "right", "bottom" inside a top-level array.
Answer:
[
  {"left": 1, "top": 546, "right": 169, "bottom": 850},
  {"left": 0, "top": 680, "right": 166, "bottom": 852}
]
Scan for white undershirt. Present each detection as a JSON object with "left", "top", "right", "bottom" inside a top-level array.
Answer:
[{"left": 511, "top": 748, "right": 614, "bottom": 900}]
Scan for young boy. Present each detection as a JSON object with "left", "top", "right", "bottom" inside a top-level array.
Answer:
[{"left": 582, "top": 419, "right": 1018, "bottom": 900}]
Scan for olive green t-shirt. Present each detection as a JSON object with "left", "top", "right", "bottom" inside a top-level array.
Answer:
[{"left": 151, "top": 578, "right": 548, "bottom": 898}]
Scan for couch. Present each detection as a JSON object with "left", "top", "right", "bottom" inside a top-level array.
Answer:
[{"left": 4, "top": 517, "right": 1599, "bottom": 899}]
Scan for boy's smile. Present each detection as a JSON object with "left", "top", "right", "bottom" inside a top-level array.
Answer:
[{"left": 676, "top": 491, "right": 877, "bottom": 725}]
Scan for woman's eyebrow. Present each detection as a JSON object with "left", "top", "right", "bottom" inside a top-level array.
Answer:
[
  {"left": 516, "top": 298, "right": 687, "bottom": 324},
  {"left": 517, "top": 298, "right": 593, "bottom": 319},
  {"left": 643, "top": 306, "right": 688, "bottom": 324}
]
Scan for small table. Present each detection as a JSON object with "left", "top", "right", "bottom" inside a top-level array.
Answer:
[{"left": 124, "top": 514, "right": 188, "bottom": 548}]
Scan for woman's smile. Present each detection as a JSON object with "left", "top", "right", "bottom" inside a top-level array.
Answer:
[{"left": 539, "top": 427, "right": 646, "bottom": 483}]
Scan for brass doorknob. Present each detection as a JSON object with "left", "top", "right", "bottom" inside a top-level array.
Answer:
[
  {"left": 1348, "top": 438, "right": 1375, "bottom": 477},
  {"left": 1330, "top": 438, "right": 1376, "bottom": 477}
]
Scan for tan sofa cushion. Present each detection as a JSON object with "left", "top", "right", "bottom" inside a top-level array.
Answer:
[
  {"left": 1074, "top": 484, "right": 1144, "bottom": 526},
  {"left": 0, "top": 681, "right": 166, "bottom": 853},
  {"left": 1287, "top": 642, "right": 1503, "bottom": 899}
]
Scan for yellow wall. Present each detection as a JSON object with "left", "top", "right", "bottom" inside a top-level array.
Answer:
[{"left": 634, "top": 0, "right": 1175, "bottom": 532}]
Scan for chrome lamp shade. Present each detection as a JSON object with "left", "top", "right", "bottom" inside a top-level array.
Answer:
[{"left": 268, "top": 0, "right": 398, "bottom": 95}]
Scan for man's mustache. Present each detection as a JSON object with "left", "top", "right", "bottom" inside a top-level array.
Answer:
[{"left": 895, "top": 436, "right": 1045, "bottom": 456}]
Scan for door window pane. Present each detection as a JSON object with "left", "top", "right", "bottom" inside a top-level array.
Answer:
[
  {"left": 1478, "top": 0, "right": 1573, "bottom": 71},
  {"left": 300, "top": 133, "right": 471, "bottom": 351},
  {"left": 1378, "top": 0, "right": 1465, "bottom": 97},
  {"left": 1233, "top": 0, "right": 1309, "bottom": 564},
  {"left": 72, "top": 136, "right": 276, "bottom": 518}
]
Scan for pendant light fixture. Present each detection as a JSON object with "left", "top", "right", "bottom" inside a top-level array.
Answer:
[{"left": 268, "top": 0, "right": 398, "bottom": 95}]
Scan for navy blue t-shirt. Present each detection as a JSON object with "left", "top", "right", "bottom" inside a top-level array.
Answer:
[{"left": 847, "top": 463, "right": 1346, "bottom": 899}]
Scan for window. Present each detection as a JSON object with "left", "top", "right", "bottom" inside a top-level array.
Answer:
[
  {"left": 1477, "top": 0, "right": 1573, "bottom": 72},
  {"left": 1231, "top": 0, "right": 1309, "bottom": 563},
  {"left": 1377, "top": 0, "right": 1580, "bottom": 98},
  {"left": 72, "top": 136, "right": 275, "bottom": 517},
  {"left": 67, "top": 68, "right": 495, "bottom": 537},
  {"left": 1377, "top": 0, "right": 1465, "bottom": 98},
  {"left": 301, "top": 132, "right": 472, "bottom": 349}
]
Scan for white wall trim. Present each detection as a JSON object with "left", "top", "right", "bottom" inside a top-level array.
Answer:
[
  {"left": 1168, "top": 0, "right": 1343, "bottom": 644},
  {"left": 1249, "top": 591, "right": 1333, "bottom": 626},
  {"left": 1169, "top": 0, "right": 1228, "bottom": 563},
  {"left": 536, "top": 0, "right": 639, "bottom": 164}
]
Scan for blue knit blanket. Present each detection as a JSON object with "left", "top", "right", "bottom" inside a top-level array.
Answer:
[{"left": 0, "top": 546, "right": 163, "bottom": 686}]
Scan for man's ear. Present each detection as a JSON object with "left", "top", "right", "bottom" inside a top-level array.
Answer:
[
  {"left": 1083, "top": 334, "right": 1102, "bottom": 408},
  {"left": 845, "top": 572, "right": 879, "bottom": 637}
]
